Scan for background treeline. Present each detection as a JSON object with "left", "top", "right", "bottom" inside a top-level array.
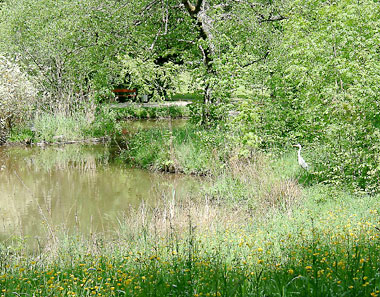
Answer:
[{"left": 0, "top": 0, "right": 380, "bottom": 193}]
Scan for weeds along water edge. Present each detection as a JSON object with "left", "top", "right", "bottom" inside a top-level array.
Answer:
[
  {"left": 2, "top": 119, "right": 380, "bottom": 296},
  {"left": 1, "top": 177, "right": 379, "bottom": 296}
]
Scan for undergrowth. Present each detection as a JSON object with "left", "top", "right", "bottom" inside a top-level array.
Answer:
[
  {"left": 119, "top": 124, "right": 228, "bottom": 175},
  {"left": 112, "top": 105, "right": 189, "bottom": 120}
]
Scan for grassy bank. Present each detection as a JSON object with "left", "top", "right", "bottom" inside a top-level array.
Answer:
[
  {"left": 119, "top": 125, "right": 228, "bottom": 175},
  {"left": 111, "top": 104, "right": 190, "bottom": 120},
  {"left": 1, "top": 188, "right": 379, "bottom": 296},
  {"left": 2, "top": 120, "right": 380, "bottom": 297},
  {"left": 7, "top": 104, "right": 189, "bottom": 145}
]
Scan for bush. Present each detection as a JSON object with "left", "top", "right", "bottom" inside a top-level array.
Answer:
[
  {"left": 310, "top": 125, "right": 380, "bottom": 194},
  {"left": 91, "top": 106, "right": 121, "bottom": 137},
  {"left": 246, "top": 0, "right": 380, "bottom": 193},
  {"left": 0, "top": 55, "right": 37, "bottom": 128},
  {"left": 189, "top": 102, "right": 230, "bottom": 127}
]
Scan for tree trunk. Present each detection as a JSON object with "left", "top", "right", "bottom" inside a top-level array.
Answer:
[{"left": 182, "top": 0, "right": 216, "bottom": 111}]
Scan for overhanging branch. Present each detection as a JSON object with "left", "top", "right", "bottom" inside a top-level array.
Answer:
[{"left": 242, "top": 51, "right": 269, "bottom": 67}]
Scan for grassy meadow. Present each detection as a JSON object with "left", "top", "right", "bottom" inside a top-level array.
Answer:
[
  {"left": 1, "top": 186, "right": 379, "bottom": 296},
  {"left": 2, "top": 124, "right": 380, "bottom": 296}
]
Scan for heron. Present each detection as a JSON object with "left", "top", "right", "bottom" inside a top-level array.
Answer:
[{"left": 293, "top": 144, "right": 309, "bottom": 170}]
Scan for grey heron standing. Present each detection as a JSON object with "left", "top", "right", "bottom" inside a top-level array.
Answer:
[{"left": 293, "top": 144, "right": 309, "bottom": 170}]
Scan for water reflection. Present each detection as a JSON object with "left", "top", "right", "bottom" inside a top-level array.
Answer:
[{"left": 0, "top": 144, "right": 199, "bottom": 242}]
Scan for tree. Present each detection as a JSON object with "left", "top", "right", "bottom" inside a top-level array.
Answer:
[
  {"left": 260, "top": 0, "right": 380, "bottom": 192},
  {"left": 0, "top": 55, "right": 37, "bottom": 129},
  {"left": 119, "top": 0, "right": 285, "bottom": 123},
  {"left": 0, "top": 0, "right": 138, "bottom": 112},
  {"left": 0, "top": 0, "right": 284, "bottom": 123}
]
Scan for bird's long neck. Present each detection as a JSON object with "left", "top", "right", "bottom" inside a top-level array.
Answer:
[{"left": 298, "top": 147, "right": 301, "bottom": 157}]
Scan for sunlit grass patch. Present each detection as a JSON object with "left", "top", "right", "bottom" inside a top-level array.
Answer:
[
  {"left": 32, "top": 112, "right": 91, "bottom": 143},
  {"left": 1, "top": 190, "right": 379, "bottom": 296}
]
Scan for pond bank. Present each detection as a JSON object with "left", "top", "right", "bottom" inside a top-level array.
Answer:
[
  {"left": 2, "top": 119, "right": 380, "bottom": 297},
  {"left": 110, "top": 102, "right": 190, "bottom": 120},
  {"left": 3, "top": 115, "right": 380, "bottom": 297},
  {"left": 110, "top": 100, "right": 192, "bottom": 109}
]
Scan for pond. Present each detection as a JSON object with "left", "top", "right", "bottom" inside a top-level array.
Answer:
[{"left": 0, "top": 120, "right": 201, "bottom": 247}]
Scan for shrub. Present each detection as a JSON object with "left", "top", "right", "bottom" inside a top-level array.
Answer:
[
  {"left": 0, "top": 55, "right": 37, "bottom": 129},
  {"left": 246, "top": 0, "right": 380, "bottom": 193}
]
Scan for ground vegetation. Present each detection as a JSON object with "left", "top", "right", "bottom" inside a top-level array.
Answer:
[{"left": 0, "top": 0, "right": 379, "bottom": 295}]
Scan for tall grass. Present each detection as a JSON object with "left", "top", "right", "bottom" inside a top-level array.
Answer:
[
  {"left": 1, "top": 187, "right": 379, "bottom": 296},
  {"left": 119, "top": 125, "right": 226, "bottom": 174},
  {"left": 9, "top": 105, "right": 189, "bottom": 144},
  {"left": 3, "top": 122, "right": 380, "bottom": 296},
  {"left": 9, "top": 107, "right": 119, "bottom": 143},
  {"left": 32, "top": 112, "right": 91, "bottom": 142}
]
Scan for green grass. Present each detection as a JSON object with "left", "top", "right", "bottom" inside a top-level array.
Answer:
[
  {"left": 3, "top": 114, "right": 380, "bottom": 297},
  {"left": 32, "top": 112, "right": 92, "bottom": 142},
  {"left": 170, "top": 92, "right": 203, "bottom": 102},
  {"left": 119, "top": 124, "right": 227, "bottom": 174},
  {"left": 111, "top": 105, "right": 190, "bottom": 120},
  {"left": 1, "top": 190, "right": 379, "bottom": 297}
]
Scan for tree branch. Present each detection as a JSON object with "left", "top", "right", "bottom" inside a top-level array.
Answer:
[
  {"left": 242, "top": 51, "right": 269, "bottom": 67},
  {"left": 182, "top": 0, "right": 203, "bottom": 16},
  {"left": 194, "top": 0, "right": 203, "bottom": 14},
  {"left": 258, "top": 14, "right": 287, "bottom": 23},
  {"left": 133, "top": 0, "right": 160, "bottom": 25}
]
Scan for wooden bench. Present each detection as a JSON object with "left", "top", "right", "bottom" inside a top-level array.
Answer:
[{"left": 112, "top": 88, "right": 137, "bottom": 102}]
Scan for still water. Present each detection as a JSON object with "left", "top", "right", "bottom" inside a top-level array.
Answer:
[{"left": 0, "top": 121, "right": 200, "bottom": 243}]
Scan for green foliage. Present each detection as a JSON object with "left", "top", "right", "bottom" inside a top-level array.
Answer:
[
  {"left": 120, "top": 125, "right": 227, "bottom": 174},
  {"left": 2, "top": 0, "right": 379, "bottom": 194},
  {"left": 91, "top": 106, "right": 121, "bottom": 137},
  {"left": 32, "top": 113, "right": 90, "bottom": 142},
  {"left": 189, "top": 102, "right": 230, "bottom": 127},
  {"left": 8, "top": 127, "right": 34, "bottom": 143},
  {"left": 119, "top": 56, "right": 182, "bottom": 101},
  {"left": 0, "top": 55, "right": 37, "bottom": 128},
  {"left": 228, "top": 99, "right": 262, "bottom": 157},
  {"left": 0, "top": 0, "right": 283, "bottom": 123},
  {"left": 0, "top": 0, "right": 136, "bottom": 108},
  {"left": 255, "top": 0, "right": 380, "bottom": 193}
]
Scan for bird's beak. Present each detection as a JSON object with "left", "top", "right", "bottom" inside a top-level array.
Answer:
[{"left": 292, "top": 145, "right": 297, "bottom": 147}]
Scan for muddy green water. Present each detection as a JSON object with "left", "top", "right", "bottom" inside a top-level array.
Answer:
[{"left": 0, "top": 120, "right": 200, "bottom": 244}]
